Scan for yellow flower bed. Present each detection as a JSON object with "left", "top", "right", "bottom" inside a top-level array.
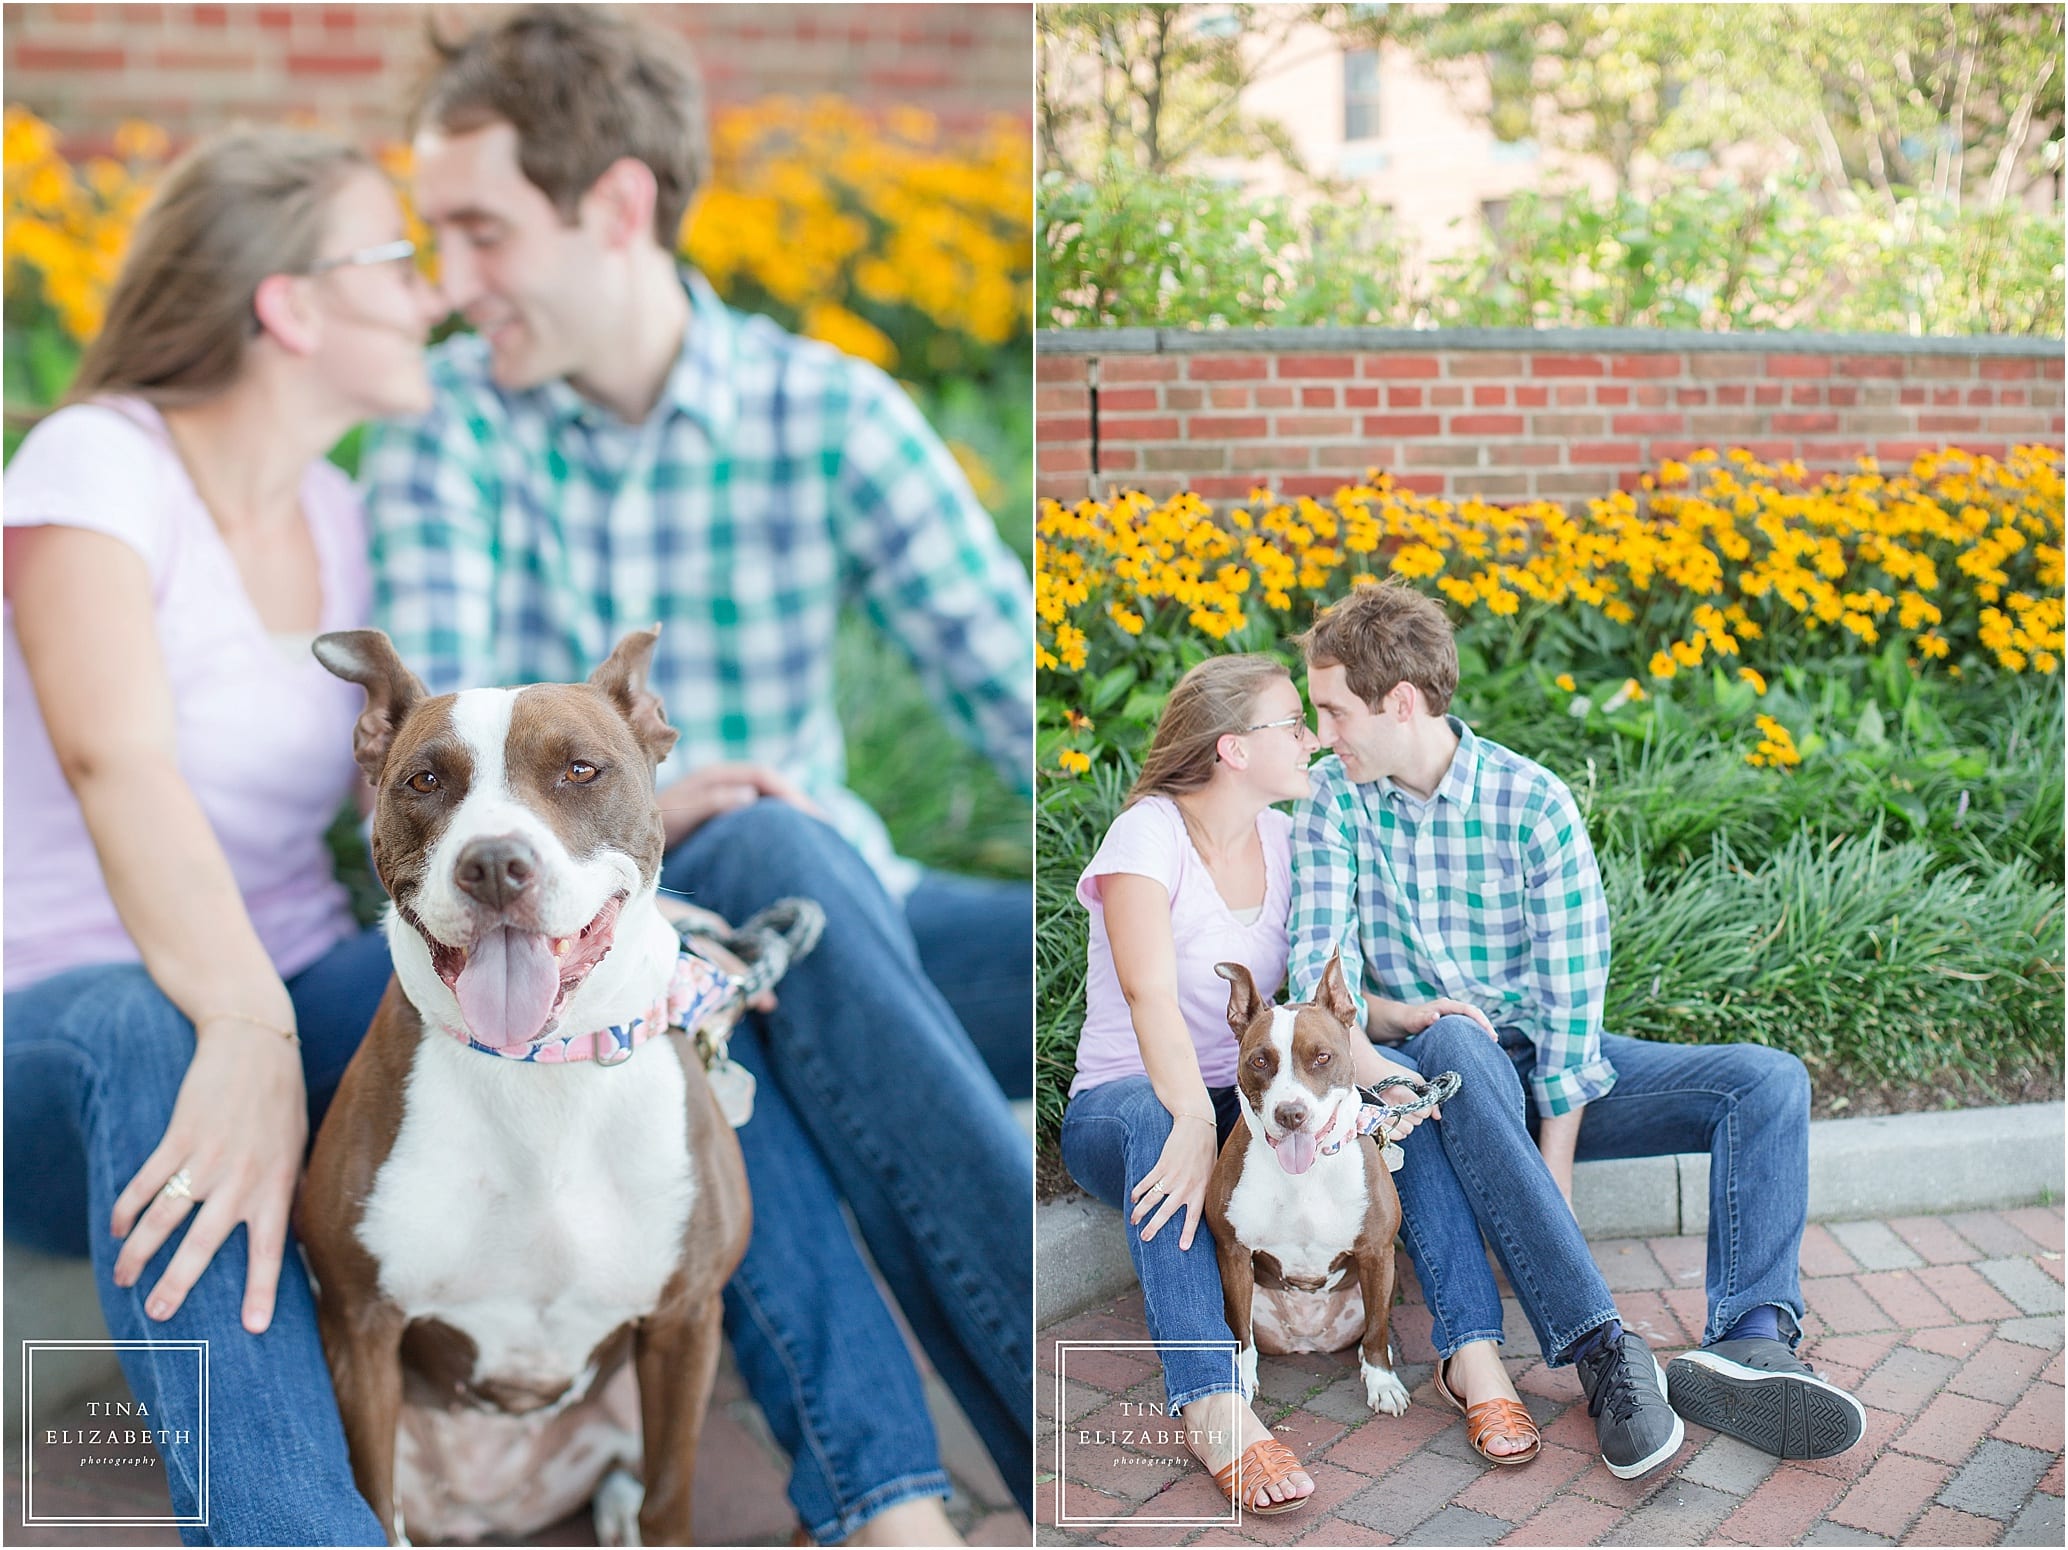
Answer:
[
  {"left": 3, "top": 108, "right": 158, "bottom": 339},
  {"left": 1036, "top": 446, "right": 2065, "bottom": 681},
  {"left": 4, "top": 100, "right": 1030, "bottom": 377}
]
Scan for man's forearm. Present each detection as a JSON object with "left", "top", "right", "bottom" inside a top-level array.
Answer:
[
  {"left": 1537, "top": 1107, "right": 1585, "bottom": 1206},
  {"left": 1361, "top": 991, "right": 1401, "bottom": 1042}
]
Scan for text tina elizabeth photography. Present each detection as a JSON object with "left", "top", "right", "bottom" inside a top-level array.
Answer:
[
  {"left": 3, "top": 4, "right": 1036, "bottom": 1549},
  {"left": 1033, "top": 4, "right": 2064, "bottom": 1548}
]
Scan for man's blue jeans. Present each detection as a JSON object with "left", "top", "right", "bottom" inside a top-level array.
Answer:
[
  {"left": 663, "top": 801, "right": 1034, "bottom": 1536},
  {"left": 5, "top": 926, "right": 396, "bottom": 1547},
  {"left": 1388, "top": 1016, "right": 1811, "bottom": 1366},
  {"left": 1058, "top": 1077, "right": 1246, "bottom": 1411}
]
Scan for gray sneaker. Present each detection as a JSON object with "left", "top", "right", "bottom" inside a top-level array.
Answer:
[
  {"left": 1574, "top": 1330, "right": 1685, "bottom": 1479},
  {"left": 1667, "top": 1338, "right": 1866, "bottom": 1460}
]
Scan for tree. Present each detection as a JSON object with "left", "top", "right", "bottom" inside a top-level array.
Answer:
[
  {"left": 1392, "top": 3, "right": 2064, "bottom": 211},
  {"left": 1038, "top": 3, "right": 1401, "bottom": 183}
]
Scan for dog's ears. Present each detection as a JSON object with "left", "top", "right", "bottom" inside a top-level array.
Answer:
[
  {"left": 589, "top": 625, "right": 680, "bottom": 768},
  {"left": 313, "top": 629, "right": 428, "bottom": 782},
  {"left": 1215, "top": 961, "right": 1266, "bottom": 1039},
  {"left": 1316, "top": 950, "right": 1359, "bottom": 1030}
]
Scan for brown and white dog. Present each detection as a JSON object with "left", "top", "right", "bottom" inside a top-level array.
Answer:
[
  {"left": 1204, "top": 953, "right": 1410, "bottom": 1418},
  {"left": 296, "top": 627, "right": 751, "bottom": 1547}
]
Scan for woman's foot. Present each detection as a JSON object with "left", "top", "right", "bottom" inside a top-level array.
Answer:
[
  {"left": 840, "top": 1495, "right": 962, "bottom": 1545},
  {"left": 1179, "top": 1391, "right": 1315, "bottom": 1510},
  {"left": 1439, "top": 1340, "right": 1539, "bottom": 1461}
]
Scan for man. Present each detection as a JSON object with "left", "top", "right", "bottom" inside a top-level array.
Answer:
[
  {"left": 1284, "top": 581, "right": 1866, "bottom": 1480},
  {"left": 359, "top": 7, "right": 1032, "bottom": 1539}
]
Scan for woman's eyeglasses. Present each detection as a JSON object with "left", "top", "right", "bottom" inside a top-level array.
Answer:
[
  {"left": 307, "top": 238, "right": 417, "bottom": 275},
  {"left": 1242, "top": 713, "right": 1311, "bottom": 735}
]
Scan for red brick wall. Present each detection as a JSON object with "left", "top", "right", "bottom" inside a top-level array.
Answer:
[
  {"left": 1036, "top": 338, "right": 2068, "bottom": 505},
  {"left": 5, "top": 3, "right": 1031, "bottom": 150}
]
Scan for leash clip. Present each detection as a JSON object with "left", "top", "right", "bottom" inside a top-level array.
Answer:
[
  {"left": 673, "top": 897, "right": 826, "bottom": 1129},
  {"left": 1350, "top": 1070, "right": 1464, "bottom": 1170}
]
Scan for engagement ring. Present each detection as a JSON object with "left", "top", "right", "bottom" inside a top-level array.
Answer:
[{"left": 160, "top": 1169, "right": 193, "bottom": 1202}]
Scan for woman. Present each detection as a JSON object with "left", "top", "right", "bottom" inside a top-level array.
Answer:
[
  {"left": 1059, "top": 655, "right": 1539, "bottom": 1518},
  {"left": 3, "top": 128, "right": 442, "bottom": 1544}
]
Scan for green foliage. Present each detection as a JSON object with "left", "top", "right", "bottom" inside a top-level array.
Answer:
[
  {"left": 1040, "top": 161, "right": 1412, "bottom": 329},
  {"left": 1042, "top": 163, "right": 2066, "bottom": 335}
]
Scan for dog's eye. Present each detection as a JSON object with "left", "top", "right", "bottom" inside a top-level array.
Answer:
[
  {"left": 565, "top": 761, "right": 599, "bottom": 785},
  {"left": 1250, "top": 1053, "right": 1268, "bottom": 1070},
  {"left": 406, "top": 771, "right": 439, "bottom": 795},
  {"left": 1313, "top": 1051, "right": 1332, "bottom": 1067}
]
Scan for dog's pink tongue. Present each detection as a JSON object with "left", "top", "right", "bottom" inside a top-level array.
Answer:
[
  {"left": 454, "top": 927, "right": 561, "bottom": 1048},
  {"left": 1274, "top": 1129, "right": 1318, "bottom": 1175}
]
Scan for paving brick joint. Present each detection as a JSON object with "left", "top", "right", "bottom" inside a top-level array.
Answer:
[{"left": 1037, "top": 1206, "right": 2065, "bottom": 1547}]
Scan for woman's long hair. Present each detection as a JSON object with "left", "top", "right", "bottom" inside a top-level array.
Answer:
[
  {"left": 68, "top": 127, "right": 371, "bottom": 408},
  {"left": 1125, "top": 654, "right": 1291, "bottom": 806}
]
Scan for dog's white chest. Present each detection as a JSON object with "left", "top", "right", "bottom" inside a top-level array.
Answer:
[
  {"left": 1223, "top": 1141, "right": 1370, "bottom": 1283},
  {"left": 358, "top": 1035, "right": 697, "bottom": 1393}
]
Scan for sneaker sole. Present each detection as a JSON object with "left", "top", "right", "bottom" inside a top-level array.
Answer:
[
  {"left": 1602, "top": 1351, "right": 1686, "bottom": 1480},
  {"left": 1666, "top": 1351, "right": 1867, "bottom": 1460}
]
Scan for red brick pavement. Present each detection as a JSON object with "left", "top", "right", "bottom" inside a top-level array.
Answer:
[{"left": 1037, "top": 1206, "right": 2065, "bottom": 1546}]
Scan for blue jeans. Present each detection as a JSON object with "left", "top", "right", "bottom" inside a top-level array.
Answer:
[
  {"left": 1058, "top": 1077, "right": 1245, "bottom": 1411},
  {"left": 1390, "top": 1017, "right": 1811, "bottom": 1365},
  {"left": 663, "top": 801, "right": 1033, "bottom": 1536},
  {"left": 905, "top": 871, "right": 1032, "bottom": 1100},
  {"left": 4, "top": 926, "right": 395, "bottom": 1546}
]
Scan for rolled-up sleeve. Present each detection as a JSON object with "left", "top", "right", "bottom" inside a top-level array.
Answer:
[
  {"left": 1519, "top": 789, "right": 1617, "bottom": 1116},
  {"left": 835, "top": 362, "right": 1033, "bottom": 795}
]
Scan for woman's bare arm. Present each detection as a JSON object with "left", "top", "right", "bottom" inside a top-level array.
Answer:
[{"left": 6, "top": 524, "right": 308, "bottom": 1331}]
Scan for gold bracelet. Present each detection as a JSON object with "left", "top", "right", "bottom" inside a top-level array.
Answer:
[
  {"left": 1173, "top": 1112, "right": 1216, "bottom": 1127},
  {"left": 199, "top": 1011, "right": 300, "bottom": 1045}
]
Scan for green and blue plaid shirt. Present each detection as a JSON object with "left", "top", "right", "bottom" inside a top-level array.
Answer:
[
  {"left": 1286, "top": 718, "right": 1617, "bottom": 1116},
  {"left": 360, "top": 271, "right": 1032, "bottom": 896}
]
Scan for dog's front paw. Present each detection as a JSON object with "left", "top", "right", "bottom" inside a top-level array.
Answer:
[
  {"left": 592, "top": 1467, "right": 645, "bottom": 1547},
  {"left": 1361, "top": 1357, "right": 1411, "bottom": 1416},
  {"left": 1237, "top": 1343, "right": 1260, "bottom": 1400}
]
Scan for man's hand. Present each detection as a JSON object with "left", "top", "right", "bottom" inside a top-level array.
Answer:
[
  {"left": 1365, "top": 995, "right": 1498, "bottom": 1042},
  {"left": 1350, "top": 1047, "right": 1443, "bottom": 1138},
  {"left": 658, "top": 763, "right": 821, "bottom": 848},
  {"left": 655, "top": 898, "right": 779, "bottom": 1013},
  {"left": 1537, "top": 1108, "right": 1584, "bottom": 1213}
]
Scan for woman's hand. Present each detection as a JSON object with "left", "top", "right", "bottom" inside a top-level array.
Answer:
[
  {"left": 1130, "top": 1113, "right": 1218, "bottom": 1249},
  {"left": 109, "top": 1022, "right": 308, "bottom": 1334}
]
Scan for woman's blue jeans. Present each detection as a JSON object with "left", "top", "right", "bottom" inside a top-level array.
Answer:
[
  {"left": 1389, "top": 1016, "right": 1811, "bottom": 1365},
  {"left": 5, "top": 925, "right": 396, "bottom": 1547},
  {"left": 1058, "top": 1076, "right": 1245, "bottom": 1411},
  {"left": 663, "top": 800, "right": 1034, "bottom": 1538}
]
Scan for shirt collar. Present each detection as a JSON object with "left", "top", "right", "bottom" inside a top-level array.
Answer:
[
  {"left": 536, "top": 267, "right": 739, "bottom": 438},
  {"left": 1380, "top": 716, "right": 1478, "bottom": 813}
]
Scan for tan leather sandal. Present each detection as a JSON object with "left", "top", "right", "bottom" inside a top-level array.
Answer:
[
  {"left": 1212, "top": 1436, "right": 1313, "bottom": 1516},
  {"left": 1436, "top": 1355, "right": 1542, "bottom": 1466}
]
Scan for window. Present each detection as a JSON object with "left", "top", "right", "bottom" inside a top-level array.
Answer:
[{"left": 1344, "top": 49, "right": 1382, "bottom": 141}]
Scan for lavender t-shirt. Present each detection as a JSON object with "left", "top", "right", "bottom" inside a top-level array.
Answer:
[
  {"left": 1070, "top": 795, "right": 1294, "bottom": 1096},
  {"left": 3, "top": 399, "right": 369, "bottom": 990}
]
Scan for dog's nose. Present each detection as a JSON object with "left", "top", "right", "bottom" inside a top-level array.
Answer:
[
  {"left": 1273, "top": 1100, "right": 1309, "bottom": 1133},
  {"left": 454, "top": 836, "right": 538, "bottom": 909}
]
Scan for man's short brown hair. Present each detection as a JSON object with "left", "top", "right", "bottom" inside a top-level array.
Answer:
[
  {"left": 414, "top": 4, "right": 708, "bottom": 249},
  {"left": 1296, "top": 581, "right": 1460, "bottom": 715}
]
